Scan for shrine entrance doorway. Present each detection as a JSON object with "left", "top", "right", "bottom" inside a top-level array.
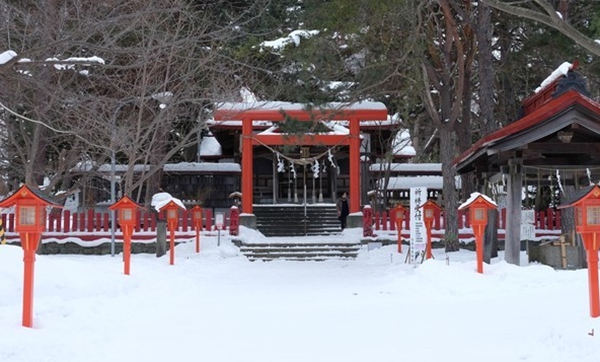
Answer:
[{"left": 214, "top": 102, "right": 388, "bottom": 215}]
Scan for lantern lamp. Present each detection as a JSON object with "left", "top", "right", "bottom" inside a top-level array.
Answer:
[
  {"left": 0, "top": 185, "right": 62, "bottom": 328},
  {"left": 420, "top": 200, "right": 442, "bottom": 260},
  {"left": 394, "top": 204, "right": 408, "bottom": 253},
  {"left": 109, "top": 196, "right": 143, "bottom": 275},
  {"left": 191, "top": 205, "right": 203, "bottom": 253},
  {"left": 158, "top": 199, "right": 187, "bottom": 265},
  {"left": 558, "top": 185, "right": 600, "bottom": 317},
  {"left": 458, "top": 192, "right": 498, "bottom": 274}
]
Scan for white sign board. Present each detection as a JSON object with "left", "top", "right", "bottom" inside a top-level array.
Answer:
[
  {"left": 520, "top": 209, "right": 535, "bottom": 241},
  {"left": 410, "top": 187, "right": 427, "bottom": 264},
  {"left": 521, "top": 209, "right": 535, "bottom": 225},
  {"left": 520, "top": 224, "right": 535, "bottom": 241},
  {"left": 215, "top": 212, "right": 224, "bottom": 230}
]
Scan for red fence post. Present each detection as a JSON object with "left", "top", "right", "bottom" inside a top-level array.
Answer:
[
  {"left": 382, "top": 211, "right": 388, "bottom": 231},
  {"left": 363, "top": 205, "right": 373, "bottom": 237},
  {"left": 182, "top": 210, "right": 189, "bottom": 232},
  {"left": 229, "top": 206, "right": 239, "bottom": 236},
  {"left": 556, "top": 209, "right": 561, "bottom": 229},
  {"left": 374, "top": 211, "right": 381, "bottom": 231},
  {"left": 205, "top": 209, "right": 213, "bottom": 231},
  {"left": 390, "top": 209, "right": 396, "bottom": 231},
  {"left": 434, "top": 209, "right": 441, "bottom": 230},
  {"left": 63, "top": 210, "right": 70, "bottom": 233},
  {"left": 87, "top": 209, "right": 94, "bottom": 231}
]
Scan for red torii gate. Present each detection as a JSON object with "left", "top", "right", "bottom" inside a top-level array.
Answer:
[{"left": 214, "top": 102, "right": 388, "bottom": 215}]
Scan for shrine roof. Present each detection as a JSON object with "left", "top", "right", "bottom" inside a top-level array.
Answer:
[
  {"left": 213, "top": 101, "right": 388, "bottom": 122},
  {"left": 454, "top": 89, "right": 600, "bottom": 173}
]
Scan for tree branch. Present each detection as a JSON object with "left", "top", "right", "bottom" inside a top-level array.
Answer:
[{"left": 481, "top": 0, "right": 600, "bottom": 57}]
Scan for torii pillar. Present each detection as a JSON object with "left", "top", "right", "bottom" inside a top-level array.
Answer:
[
  {"left": 241, "top": 117, "right": 257, "bottom": 228},
  {"left": 348, "top": 117, "right": 361, "bottom": 222}
]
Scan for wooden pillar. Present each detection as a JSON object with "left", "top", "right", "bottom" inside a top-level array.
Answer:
[
  {"left": 241, "top": 117, "right": 253, "bottom": 214},
  {"left": 272, "top": 154, "right": 278, "bottom": 204},
  {"left": 505, "top": 159, "right": 522, "bottom": 265},
  {"left": 349, "top": 117, "right": 360, "bottom": 213}
]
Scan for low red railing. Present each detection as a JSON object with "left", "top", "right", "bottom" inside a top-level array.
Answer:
[
  {"left": 0, "top": 208, "right": 236, "bottom": 234},
  {"left": 365, "top": 207, "right": 562, "bottom": 238}
]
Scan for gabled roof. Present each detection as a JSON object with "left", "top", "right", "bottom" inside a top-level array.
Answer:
[
  {"left": 557, "top": 184, "right": 599, "bottom": 209},
  {"left": 454, "top": 90, "right": 600, "bottom": 173},
  {"left": 0, "top": 184, "right": 62, "bottom": 208}
]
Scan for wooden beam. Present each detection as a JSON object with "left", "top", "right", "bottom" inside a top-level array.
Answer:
[
  {"left": 525, "top": 142, "right": 600, "bottom": 154},
  {"left": 252, "top": 134, "right": 351, "bottom": 146}
]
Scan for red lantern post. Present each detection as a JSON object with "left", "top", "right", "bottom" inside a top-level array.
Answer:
[
  {"left": 558, "top": 185, "right": 600, "bottom": 317},
  {"left": 0, "top": 185, "right": 61, "bottom": 328},
  {"left": 394, "top": 204, "right": 407, "bottom": 253},
  {"left": 191, "top": 205, "right": 203, "bottom": 253},
  {"left": 109, "top": 196, "right": 143, "bottom": 275},
  {"left": 420, "top": 200, "right": 441, "bottom": 260},
  {"left": 458, "top": 193, "right": 497, "bottom": 274},
  {"left": 159, "top": 200, "right": 186, "bottom": 265}
]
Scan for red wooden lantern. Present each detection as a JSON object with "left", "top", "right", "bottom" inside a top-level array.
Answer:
[
  {"left": 191, "top": 205, "right": 203, "bottom": 253},
  {"left": 458, "top": 193, "right": 497, "bottom": 274},
  {"left": 558, "top": 185, "right": 600, "bottom": 317},
  {"left": 394, "top": 204, "right": 408, "bottom": 253},
  {"left": 420, "top": 200, "right": 441, "bottom": 260},
  {"left": 158, "top": 200, "right": 186, "bottom": 265},
  {"left": 109, "top": 196, "right": 143, "bottom": 275},
  {"left": 0, "top": 185, "right": 62, "bottom": 328}
]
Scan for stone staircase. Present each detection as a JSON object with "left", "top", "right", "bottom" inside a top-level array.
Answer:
[
  {"left": 237, "top": 241, "right": 362, "bottom": 262},
  {"left": 253, "top": 204, "right": 341, "bottom": 237}
]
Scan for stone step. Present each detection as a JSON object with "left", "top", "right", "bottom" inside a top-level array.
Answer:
[
  {"left": 239, "top": 242, "right": 361, "bottom": 261},
  {"left": 253, "top": 205, "right": 341, "bottom": 237}
]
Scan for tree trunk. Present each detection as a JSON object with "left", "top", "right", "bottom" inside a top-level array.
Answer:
[{"left": 439, "top": 126, "right": 460, "bottom": 252}]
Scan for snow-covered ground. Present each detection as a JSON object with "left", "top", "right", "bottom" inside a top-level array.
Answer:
[{"left": 1, "top": 227, "right": 599, "bottom": 362}]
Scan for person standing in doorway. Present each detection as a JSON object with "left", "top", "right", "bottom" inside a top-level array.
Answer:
[{"left": 336, "top": 192, "right": 350, "bottom": 230}]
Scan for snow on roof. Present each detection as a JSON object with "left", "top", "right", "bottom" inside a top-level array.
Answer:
[
  {"left": 382, "top": 175, "right": 461, "bottom": 190},
  {"left": 199, "top": 135, "right": 222, "bottom": 156},
  {"left": 72, "top": 161, "right": 239, "bottom": 173},
  {"left": 534, "top": 62, "right": 572, "bottom": 93},
  {"left": 206, "top": 119, "right": 274, "bottom": 128},
  {"left": 151, "top": 192, "right": 186, "bottom": 212},
  {"left": 392, "top": 129, "right": 416, "bottom": 157},
  {"left": 260, "top": 29, "right": 320, "bottom": 51},
  {"left": 215, "top": 100, "right": 387, "bottom": 112},
  {"left": 458, "top": 192, "right": 497, "bottom": 210},
  {"left": 207, "top": 115, "right": 398, "bottom": 129},
  {"left": 369, "top": 163, "right": 441, "bottom": 173},
  {"left": 0, "top": 50, "right": 17, "bottom": 65},
  {"left": 163, "top": 162, "right": 240, "bottom": 173}
]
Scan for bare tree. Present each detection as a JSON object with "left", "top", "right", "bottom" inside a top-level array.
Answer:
[{"left": 0, "top": 0, "right": 269, "bottom": 205}]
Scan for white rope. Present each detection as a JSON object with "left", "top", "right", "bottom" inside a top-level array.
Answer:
[
  {"left": 312, "top": 160, "right": 320, "bottom": 178},
  {"left": 556, "top": 169, "right": 565, "bottom": 195},
  {"left": 276, "top": 153, "right": 285, "bottom": 173}
]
